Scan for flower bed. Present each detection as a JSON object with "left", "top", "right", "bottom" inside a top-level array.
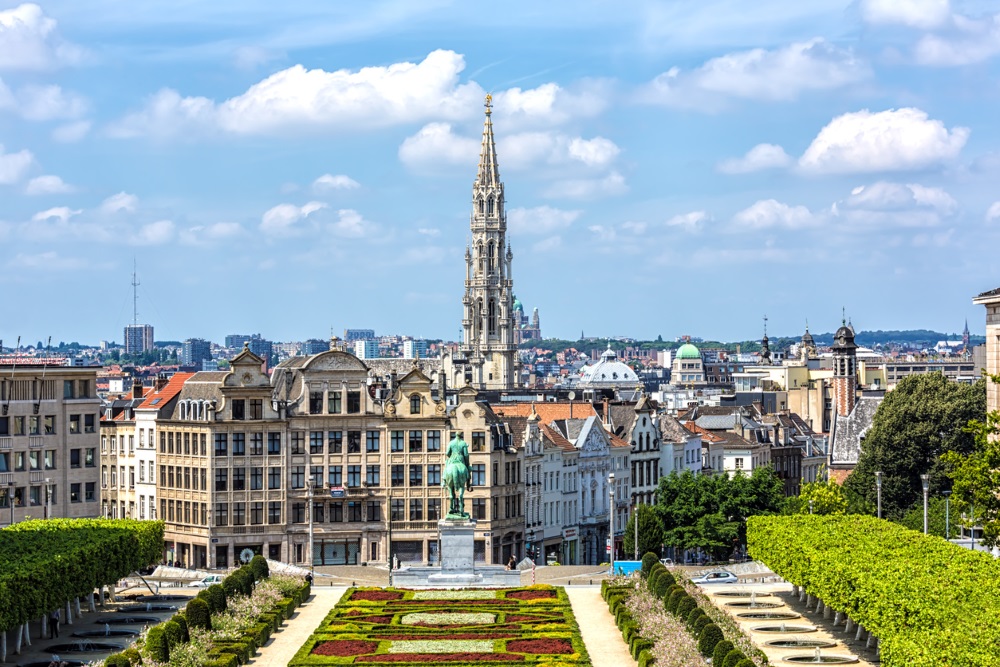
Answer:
[{"left": 289, "top": 585, "right": 590, "bottom": 666}]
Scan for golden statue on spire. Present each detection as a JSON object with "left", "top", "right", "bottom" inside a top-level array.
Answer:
[{"left": 484, "top": 93, "right": 492, "bottom": 114}]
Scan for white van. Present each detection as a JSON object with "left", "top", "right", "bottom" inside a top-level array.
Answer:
[{"left": 191, "top": 574, "right": 224, "bottom": 588}]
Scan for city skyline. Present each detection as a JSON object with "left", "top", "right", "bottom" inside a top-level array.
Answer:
[{"left": 2, "top": 1, "right": 1000, "bottom": 343}]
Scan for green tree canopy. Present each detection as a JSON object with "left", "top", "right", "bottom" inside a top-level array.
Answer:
[
  {"left": 943, "top": 402, "right": 1000, "bottom": 547},
  {"left": 783, "top": 479, "right": 849, "bottom": 515},
  {"left": 623, "top": 503, "right": 664, "bottom": 559},
  {"left": 844, "top": 374, "right": 984, "bottom": 519}
]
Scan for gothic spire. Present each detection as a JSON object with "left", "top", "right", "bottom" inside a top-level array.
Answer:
[{"left": 476, "top": 94, "right": 501, "bottom": 188}]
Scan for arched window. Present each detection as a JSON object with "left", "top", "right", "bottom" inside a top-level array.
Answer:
[
  {"left": 478, "top": 198, "right": 484, "bottom": 214},
  {"left": 487, "top": 197, "right": 494, "bottom": 215},
  {"left": 409, "top": 394, "right": 421, "bottom": 415},
  {"left": 487, "top": 241, "right": 495, "bottom": 272},
  {"left": 488, "top": 298, "right": 497, "bottom": 336},
  {"left": 476, "top": 243, "right": 484, "bottom": 274},
  {"left": 474, "top": 299, "right": 483, "bottom": 339}
]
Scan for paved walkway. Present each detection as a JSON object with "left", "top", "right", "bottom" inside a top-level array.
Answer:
[
  {"left": 565, "top": 586, "right": 634, "bottom": 667},
  {"left": 246, "top": 587, "right": 344, "bottom": 667}
]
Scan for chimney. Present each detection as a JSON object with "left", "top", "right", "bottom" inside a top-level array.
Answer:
[
  {"left": 156, "top": 373, "right": 169, "bottom": 392},
  {"left": 132, "top": 380, "right": 143, "bottom": 399},
  {"left": 602, "top": 396, "right": 611, "bottom": 427}
]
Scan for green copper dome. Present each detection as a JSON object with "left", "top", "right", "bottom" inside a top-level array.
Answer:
[
  {"left": 513, "top": 296, "right": 523, "bottom": 312},
  {"left": 676, "top": 343, "right": 701, "bottom": 360}
]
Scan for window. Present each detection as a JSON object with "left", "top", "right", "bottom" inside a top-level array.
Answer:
[
  {"left": 70, "top": 414, "right": 80, "bottom": 434},
  {"left": 328, "top": 466, "right": 342, "bottom": 487},
  {"left": 347, "top": 465, "right": 361, "bottom": 488},
  {"left": 184, "top": 433, "right": 190, "bottom": 455},
  {"left": 409, "top": 394, "right": 421, "bottom": 414},
  {"left": 215, "top": 469, "right": 228, "bottom": 491},
  {"left": 70, "top": 449, "right": 81, "bottom": 468},
  {"left": 310, "top": 431, "right": 324, "bottom": 454},
  {"left": 43, "top": 415, "right": 54, "bottom": 434},
  {"left": 29, "top": 451, "right": 40, "bottom": 470},
  {"left": 85, "top": 482, "right": 95, "bottom": 502},
  {"left": 409, "top": 499, "right": 423, "bottom": 521},
  {"left": 313, "top": 501, "right": 325, "bottom": 523},
  {"left": 391, "top": 431, "right": 404, "bottom": 452},
  {"left": 427, "top": 431, "right": 441, "bottom": 452},
  {"left": 29, "top": 416, "right": 39, "bottom": 435},
  {"left": 310, "top": 465, "right": 323, "bottom": 487},
  {"left": 268, "top": 501, "right": 282, "bottom": 524},
  {"left": 232, "top": 433, "right": 246, "bottom": 456},
  {"left": 249, "top": 433, "right": 263, "bottom": 455},
  {"left": 328, "top": 391, "right": 342, "bottom": 414},
  {"left": 268, "top": 467, "right": 281, "bottom": 489},
  {"left": 366, "top": 431, "right": 380, "bottom": 452},
  {"left": 309, "top": 391, "right": 323, "bottom": 414},
  {"left": 408, "top": 430, "right": 422, "bottom": 452},
  {"left": 390, "top": 499, "right": 405, "bottom": 521},
  {"left": 427, "top": 464, "right": 441, "bottom": 486},
  {"left": 428, "top": 498, "right": 441, "bottom": 521},
  {"left": 327, "top": 431, "right": 342, "bottom": 453},
  {"left": 348, "top": 501, "right": 362, "bottom": 522},
  {"left": 63, "top": 380, "right": 74, "bottom": 398},
  {"left": 232, "top": 399, "right": 246, "bottom": 420},
  {"left": 470, "top": 464, "right": 486, "bottom": 486},
  {"left": 249, "top": 399, "right": 263, "bottom": 420},
  {"left": 250, "top": 502, "right": 264, "bottom": 525},
  {"left": 366, "top": 501, "right": 381, "bottom": 521},
  {"left": 291, "top": 466, "right": 305, "bottom": 489},
  {"left": 291, "top": 432, "right": 305, "bottom": 454},
  {"left": 734, "top": 458, "right": 745, "bottom": 470},
  {"left": 347, "top": 391, "right": 361, "bottom": 413},
  {"left": 215, "top": 503, "right": 228, "bottom": 526},
  {"left": 70, "top": 483, "right": 81, "bottom": 503},
  {"left": 44, "top": 450, "right": 55, "bottom": 469},
  {"left": 330, "top": 502, "right": 343, "bottom": 522},
  {"left": 267, "top": 432, "right": 281, "bottom": 455},
  {"left": 129, "top": 466, "right": 135, "bottom": 488},
  {"left": 232, "top": 467, "right": 246, "bottom": 491},
  {"left": 366, "top": 465, "right": 380, "bottom": 486},
  {"left": 391, "top": 465, "right": 404, "bottom": 488},
  {"left": 233, "top": 502, "right": 246, "bottom": 525},
  {"left": 292, "top": 502, "right": 306, "bottom": 523},
  {"left": 215, "top": 433, "right": 228, "bottom": 456},
  {"left": 473, "top": 498, "right": 486, "bottom": 520},
  {"left": 409, "top": 465, "right": 423, "bottom": 487},
  {"left": 471, "top": 431, "right": 486, "bottom": 452},
  {"left": 0, "top": 417, "right": 7, "bottom": 436},
  {"left": 347, "top": 431, "right": 361, "bottom": 454}
]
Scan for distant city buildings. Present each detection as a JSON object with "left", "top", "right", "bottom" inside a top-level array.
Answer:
[
  {"left": 344, "top": 329, "right": 375, "bottom": 343},
  {"left": 124, "top": 324, "right": 154, "bottom": 354},
  {"left": 403, "top": 339, "right": 428, "bottom": 359},
  {"left": 182, "top": 338, "right": 212, "bottom": 366},
  {"left": 225, "top": 334, "right": 251, "bottom": 349}
]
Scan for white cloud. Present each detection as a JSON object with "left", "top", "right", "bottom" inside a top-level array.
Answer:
[
  {"left": 260, "top": 201, "right": 326, "bottom": 235},
  {"left": 644, "top": 39, "right": 868, "bottom": 108},
  {"left": 51, "top": 120, "right": 91, "bottom": 143},
  {"left": 25, "top": 174, "right": 74, "bottom": 195},
  {"left": 532, "top": 236, "right": 562, "bottom": 253},
  {"left": 834, "top": 182, "right": 956, "bottom": 228},
  {"left": 567, "top": 137, "right": 620, "bottom": 167},
  {"left": 915, "top": 13, "right": 1000, "bottom": 65},
  {"left": 492, "top": 80, "right": 610, "bottom": 126},
  {"left": 544, "top": 171, "right": 627, "bottom": 199},
  {"left": 799, "top": 108, "right": 968, "bottom": 174},
  {"left": 733, "top": 199, "right": 817, "bottom": 229},
  {"left": 13, "top": 84, "right": 86, "bottom": 120},
  {"left": 398, "top": 122, "right": 479, "bottom": 167},
  {"left": 987, "top": 201, "right": 1000, "bottom": 222},
  {"left": 717, "top": 143, "right": 792, "bottom": 174},
  {"left": 329, "top": 208, "right": 370, "bottom": 237},
  {"left": 417, "top": 227, "right": 440, "bottom": 236},
  {"left": 180, "top": 221, "right": 243, "bottom": 245},
  {"left": 7, "top": 251, "right": 87, "bottom": 271},
  {"left": 312, "top": 173, "right": 360, "bottom": 192},
  {"left": 131, "top": 220, "right": 175, "bottom": 246},
  {"left": 31, "top": 206, "right": 79, "bottom": 222},
  {"left": 100, "top": 192, "right": 139, "bottom": 214},
  {"left": 666, "top": 211, "right": 709, "bottom": 230},
  {"left": 0, "top": 4, "right": 85, "bottom": 71},
  {"left": 508, "top": 206, "right": 582, "bottom": 236},
  {"left": 0, "top": 144, "right": 33, "bottom": 184},
  {"left": 860, "top": 0, "right": 951, "bottom": 29}
]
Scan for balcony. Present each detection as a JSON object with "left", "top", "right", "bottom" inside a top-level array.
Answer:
[
  {"left": 0, "top": 437, "right": 11, "bottom": 450},
  {"left": 0, "top": 472, "right": 12, "bottom": 485},
  {"left": 28, "top": 436, "right": 44, "bottom": 448}
]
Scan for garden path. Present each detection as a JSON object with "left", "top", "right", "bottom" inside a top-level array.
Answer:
[
  {"left": 565, "top": 586, "right": 634, "bottom": 667},
  {"left": 247, "top": 586, "right": 345, "bottom": 667}
]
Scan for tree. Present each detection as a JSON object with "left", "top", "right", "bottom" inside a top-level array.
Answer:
[
  {"left": 943, "top": 403, "right": 1000, "bottom": 548},
  {"left": 783, "top": 479, "right": 848, "bottom": 515},
  {"left": 896, "top": 495, "right": 949, "bottom": 538},
  {"left": 623, "top": 504, "right": 664, "bottom": 559},
  {"left": 844, "top": 374, "right": 985, "bottom": 519}
]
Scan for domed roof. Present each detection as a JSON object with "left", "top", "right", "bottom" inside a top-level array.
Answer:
[
  {"left": 676, "top": 343, "right": 701, "bottom": 360},
  {"left": 513, "top": 296, "right": 523, "bottom": 312},
  {"left": 832, "top": 323, "right": 857, "bottom": 350},
  {"left": 801, "top": 327, "right": 815, "bottom": 346},
  {"left": 577, "top": 343, "right": 638, "bottom": 387}
]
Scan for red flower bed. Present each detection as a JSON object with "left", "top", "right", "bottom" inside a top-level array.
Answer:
[
  {"left": 386, "top": 599, "right": 515, "bottom": 606},
  {"left": 507, "top": 590, "right": 556, "bottom": 600},
  {"left": 505, "top": 614, "right": 542, "bottom": 622},
  {"left": 351, "top": 590, "right": 404, "bottom": 601},
  {"left": 377, "top": 633, "right": 517, "bottom": 640},
  {"left": 507, "top": 638, "right": 574, "bottom": 654},
  {"left": 312, "top": 640, "right": 379, "bottom": 656},
  {"left": 357, "top": 653, "right": 524, "bottom": 663}
]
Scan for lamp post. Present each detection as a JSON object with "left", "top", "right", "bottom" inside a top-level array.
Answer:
[
  {"left": 2, "top": 482, "right": 12, "bottom": 526},
  {"left": 44, "top": 477, "right": 51, "bottom": 520},
  {"left": 921, "top": 474, "right": 930, "bottom": 535},
  {"left": 632, "top": 502, "right": 638, "bottom": 561},
  {"left": 608, "top": 472, "right": 615, "bottom": 575},
  {"left": 942, "top": 490, "right": 951, "bottom": 540},
  {"left": 307, "top": 479, "right": 315, "bottom": 581},
  {"left": 809, "top": 499, "right": 814, "bottom": 515},
  {"left": 875, "top": 471, "right": 883, "bottom": 519}
]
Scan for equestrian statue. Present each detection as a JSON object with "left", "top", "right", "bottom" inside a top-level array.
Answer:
[{"left": 442, "top": 432, "right": 473, "bottom": 520}]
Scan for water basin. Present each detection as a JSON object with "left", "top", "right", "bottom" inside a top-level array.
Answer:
[
  {"left": 118, "top": 604, "right": 177, "bottom": 612},
  {"left": 725, "top": 601, "right": 784, "bottom": 609},
  {"left": 46, "top": 642, "right": 124, "bottom": 653},
  {"left": 130, "top": 595, "right": 191, "bottom": 602},
  {"left": 18, "top": 661, "right": 87, "bottom": 667},
  {"left": 753, "top": 625, "right": 817, "bottom": 633},
  {"left": 714, "top": 590, "right": 775, "bottom": 598},
  {"left": 783, "top": 655, "right": 858, "bottom": 664},
  {"left": 736, "top": 611, "right": 801, "bottom": 620},
  {"left": 71, "top": 630, "right": 138, "bottom": 638},
  {"left": 102, "top": 616, "right": 158, "bottom": 625},
  {"left": 765, "top": 639, "right": 837, "bottom": 649}
]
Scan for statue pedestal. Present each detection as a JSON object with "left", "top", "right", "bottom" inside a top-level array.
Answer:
[{"left": 391, "top": 518, "right": 521, "bottom": 588}]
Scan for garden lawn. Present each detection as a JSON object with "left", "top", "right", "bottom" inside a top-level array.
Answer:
[{"left": 289, "top": 585, "right": 590, "bottom": 666}]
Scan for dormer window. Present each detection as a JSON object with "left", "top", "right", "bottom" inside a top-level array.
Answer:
[{"left": 410, "top": 394, "right": 421, "bottom": 415}]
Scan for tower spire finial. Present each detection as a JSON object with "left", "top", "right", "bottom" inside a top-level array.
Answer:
[
  {"left": 842, "top": 306, "right": 846, "bottom": 326},
  {"left": 763, "top": 314, "right": 768, "bottom": 337},
  {"left": 475, "top": 95, "right": 501, "bottom": 189}
]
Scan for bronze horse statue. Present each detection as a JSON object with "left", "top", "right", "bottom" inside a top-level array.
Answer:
[{"left": 442, "top": 433, "right": 473, "bottom": 519}]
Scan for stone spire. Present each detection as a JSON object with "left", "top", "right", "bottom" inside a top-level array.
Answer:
[{"left": 476, "top": 94, "right": 501, "bottom": 189}]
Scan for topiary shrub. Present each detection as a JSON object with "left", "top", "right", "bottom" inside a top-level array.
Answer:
[
  {"left": 648, "top": 568, "right": 662, "bottom": 592},
  {"left": 712, "top": 640, "right": 735, "bottom": 665},
  {"left": 657, "top": 569, "right": 676, "bottom": 588},
  {"left": 698, "top": 622, "right": 723, "bottom": 656},
  {"left": 144, "top": 626, "right": 169, "bottom": 663},
  {"left": 118, "top": 647, "right": 141, "bottom": 666},
  {"left": 222, "top": 573, "right": 241, "bottom": 598},
  {"left": 250, "top": 554, "right": 269, "bottom": 581},
  {"left": 638, "top": 648, "right": 655, "bottom": 667},
  {"left": 103, "top": 654, "right": 130, "bottom": 667},
  {"left": 686, "top": 606, "right": 706, "bottom": 627},
  {"left": 162, "top": 620, "right": 183, "bottom": 648},
  {"left": 186, "top": 597, "right": 212, "bottom": 630},
  {"left": 734, "top": 660, "right": 756, "bottom": 667},
  {"left": 692, "top": 614, "right": 711, "bottom": 637},
  {"left": 173, "top": 614, "right": 189, "bottom": 642},
  {"left": 654, "top": 575, "right": 673, "bottom": 600},
  {"left": 239, "top": 566, "right": 255, "bottom": 595},
  {"left": 207, "top": 583, "right": 228, "bottom": 614},
  {"left": 675, "top": 596, "right": 697, "bottom": 620},
  {"left": 723, "top": 649, "right": 747, "bottom": 667},
  {"left": 641, "top": 552, "right": 659, "bottom": 576},
  {"left": 631, "top": 637, "right": 654, "bottom": 660},
  {"left": 665, "top": 589, "right": 685, "bottom": 614}
]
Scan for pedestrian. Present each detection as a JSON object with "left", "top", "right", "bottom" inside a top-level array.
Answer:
[
  {"left": 49, "top": 608, "right": 60, "bottom": 638},
  {"left": 506, "top": 555, "right": 516, "bottom": 571}
]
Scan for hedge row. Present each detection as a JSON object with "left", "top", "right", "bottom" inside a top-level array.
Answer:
[
  {"left": 0, "top": 519, "right": 164, "bottom": 632},
  {"left": 603, "top": 582, "right": 649, "bottom": 666},
  {"left": 748, "top": 514, "right": 1000, "bottom": 667}
]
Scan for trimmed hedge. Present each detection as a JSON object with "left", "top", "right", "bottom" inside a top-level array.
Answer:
[
  {"left": 691, "top": 614, "right": 711, "bottom": 637},
  {"left": 250, "top": 554, "right": 270, "bottom": 581},
  {"left": 698, "top": 623, "right": 724, "bottom": 656},
  {"left": 186, "top": 596, "right": 212, "bottom": 630},
  {"left": 675, "top": 596, "right": 696, "bottom": 620},
  {"left": 144, "top": 626, "right": 169, "bottom": 663},
  {"left": 735, "top": 660, "right": 756, "bottom": 667},
  {"left": 641, "top": 552, "right": 659, "bottom": 576},
  {"left": 723, "top": 649, "right": 746, "bottom": 667},
  {"left": 665, "top": 589, "right": 684, "bottom": 614},
  {"left": 207, "top": 583, "right": 228, "bottom": 613},
  {"left": 749, "top": 514, "right": 1000, "bottom": 667},
  {"left": 638, "top": 648, "right": 655, "bottom": 667},
  {"left": 712, "top": 640, "right": 735, "bottom": 665}
]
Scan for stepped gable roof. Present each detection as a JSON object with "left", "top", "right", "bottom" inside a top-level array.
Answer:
[{"left": 136, "top": 372, "right": 195, "bottom": 410}]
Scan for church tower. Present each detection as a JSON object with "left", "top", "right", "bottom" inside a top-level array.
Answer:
[
  {"left": 460, "top": 94, "right": 518, "bottom": 390},
  {"left": 831, "top": 317, "right": 858, "bottom": 417}
]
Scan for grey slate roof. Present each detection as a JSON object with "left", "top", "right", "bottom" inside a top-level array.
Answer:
[{"left": 830, "top": 395, "right": 883, "bottom": 466}]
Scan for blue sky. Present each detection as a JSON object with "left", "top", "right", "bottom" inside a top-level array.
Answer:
[{"left": 1, "top": 0, "right": 999, "bottom": 345}]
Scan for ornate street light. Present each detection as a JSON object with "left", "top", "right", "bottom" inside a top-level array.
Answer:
[
  {"left": 921, "top": 474, "right": 930, "bottom": 535},
  {"left": 875, "top": 471, "right": 883, "bottom": 519}
]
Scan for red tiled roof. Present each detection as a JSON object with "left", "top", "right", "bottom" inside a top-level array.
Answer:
[
  {"left": 136, "top": 373, "right": 195, "bottom": 410},
  {"left": 540, "top": 423, "right": 576, "bottom": 452},
  {"left": 683, "top": 421, "right": 724, "bottom": 443},
  {"left": 494, "top": 401, "right": 597, "bottom": 424}
]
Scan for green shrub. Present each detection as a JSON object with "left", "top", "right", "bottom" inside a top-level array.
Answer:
[
  {"left": 657, "top": 569, "right": 676, "bottom": 588},
  {"left": 144, "top": 626, "right": 169, "bottom": 663},
  {"left": 675, "top": 596, "right": 696, "bottom": 620},
  {"left": 118, "top": 647, "right": 141, "bottom": 666},
  {"left": 207, "top": 583, "right": 228, "bottom": 613},
  {"left": 103, "top": 654, "right": 130, "bottom": 667},
  {"left": 186, "top": 597, "right": 212, "bottom": 630},
  {"left": 686, "top": 606, "right": 706, "bottom": 628},
  {"left": 723, "top": 649, "right": 747, "bottom": 667},
  {"left": 641, "top": 552, "right": 659, "bottom": 576},
  {"left": 665, "top": 589, "right": 684, "bottom": 614},
  {"left": 250, "top": 554, "right": 269, "bottom": 581},
  {"left": 162, "top": 620, "right": 183, "bottom": 648},
  {"left": 638, "top": 648, "right": 655, "bottom": 667},
  {"left": 735, "top": 660, "right": 756, "bottom": 667},
  {"left": 648, "top": 568, "right": 662, "bottom": 592},
  {"left": 622, "top": 620, "right": 638, "bottom": 643},
  {"left": 173, "top": 614, "right": 189, "bottom": 642},
  {"left": 631, "top": 637, "right": 654, "bottom": 660},
  {"left": 203, "top": 657, "right": 239, "bottom": 667},
  {"left": 698, "top": 622, "right": 724, "bottom": 656},
  {"left": 712, "top": 640, "right": 735, "bottom": 665},
  {"left": 692, "top": 613, "right": 711, "bottom": 637},
  {"left": 654, "top": 575, "right": 673, "bottom": 600},
  {"left": 222, "top": 573, "right": 241, "bottom": 598}
]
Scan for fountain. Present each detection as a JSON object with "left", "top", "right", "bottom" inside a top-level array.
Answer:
[
  {"left": 46, "top": 641, "right": 124, "bottom": 653},
  {"left": 71, "top": 630, "right": 138, "bottom": 639},
  {"left": 102, "top": 616, "right": 158, "bottom": 625},
  {"left": 736, "top": 611, "right": 801, "bottom": 620},
  {"left": 725, "top": 599, "right": 783, "bottom": 609},
  {"left": 132, "top": 594, "right": 190, "bottom": 602},
  {"left": 753, "top": 623, "right": 818, "bottom": 634},
  {"left": 783, "top": 647, "right": 859, "bottom": 664},
  {"left": 118, "top": 604, "right": 176, "bottom": 612},
  {"left": 17, "top": 660, "right": 86, "bottom": 667},
  {"left": 765, "top": 638, "right": 837, "bottom": 649}
]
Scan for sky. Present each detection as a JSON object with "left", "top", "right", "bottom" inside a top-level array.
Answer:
[{"left": 1, "top": 0, "right": 999, "bottom": 346}]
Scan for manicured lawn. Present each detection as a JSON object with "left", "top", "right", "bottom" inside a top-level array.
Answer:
[{"left": 289, "top": 585, "right": 590, "bottom": 666}]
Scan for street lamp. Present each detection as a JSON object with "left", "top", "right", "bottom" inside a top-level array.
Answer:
[
  {"left": 44, "top": 477, "right": 51, "bottom": 520},
  {"left": 921, "top": 474, "right": 930, "bottom": 535},
  {"left": 608, "top": 472, "right": 615, "bottom": 575},
  {"left": 809, "top": 499, "right": 814, "bottom": 515},
  {"left": 307, "top": 479, "right": 315, "bottom": 581},
  {"left": 632, "top": 503, "right": 638, "bottom": 561},
  {"left": 942, "top": 490, "right": 951, "bottom": 540},
  {"left": 875, "top": 471, "right": 883, "bottom": 519}
]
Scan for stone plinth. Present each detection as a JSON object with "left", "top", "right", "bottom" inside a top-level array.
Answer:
[{"left": 439, "top": 518, "right": 476, "bottom": 572}]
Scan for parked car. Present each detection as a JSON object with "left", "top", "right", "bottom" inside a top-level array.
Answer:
[
  {"left": 690, "top": 570, "right": 738, "bottom": 585},
  {"left": 191, "top": 574, "right": 224, "bottom": 588},
  {"left": 660, "top": 558, "right": 674, "bottom": 566}
]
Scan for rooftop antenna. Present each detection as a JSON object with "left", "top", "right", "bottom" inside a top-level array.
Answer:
[
  {"left": 132, "top": 258, "right": 140, "bottom": 327},
  {"left": 3, "top": 335, "right": 19, "bottom": 415}
]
